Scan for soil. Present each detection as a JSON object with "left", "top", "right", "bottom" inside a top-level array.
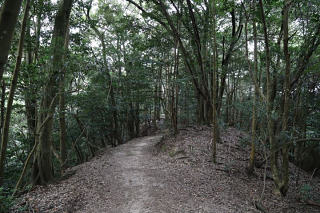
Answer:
[{"left": 12, "top": 127, "right": 320, "bottom": 212}]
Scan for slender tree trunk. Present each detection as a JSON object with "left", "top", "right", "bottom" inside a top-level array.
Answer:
[
  {"left": 258, "top": 0, "right": 281, "bottom": 195},
  {"left": 135, "top": 102, "right": 140, "bottom": 137},
  {"left": 197, "top": 92, "right": 205, "bottom": 124},
  {"left": 157, "top": 66, "right": 162, "bottom": 120},
  {"left": 172, "top": 40, "right": 179, "bottom": 135},
  {"left": 245, "top": 2, "right": 257, "bottom": 174},
  {"left": 0, "top": 0, "right": 23, "bottom": 82},
  {"left": 0, "top": 0, "right": 30, "bottom": 186},
  {"left": 128, "top": 101, "right": 135, "bottom": 139},
  {"left": 59, "top": 80, "right": 67, "bottom": 172},
  {"left": 185, "top": 85, "right": 190, "bottom": 126},
  {"left": 217, "top": 9, "right": 242, "bottom": 115},
  {"left": 211, "top": 0, "right": 220, "bottom": 163},
  {"left": 59, "top": 27, "right": 70, "bottom": 173},
  {"left": 0, "top": 81, "right": 5, "bottom": 134},
  {"left": 280, "top": 0, "right": 291, "bottom": 196},
  {"left": 154, "top": 79, "right": 158, "bottom": 125},
  {"left": 34, "top": 0, "right": 43, "bottom": 62}
]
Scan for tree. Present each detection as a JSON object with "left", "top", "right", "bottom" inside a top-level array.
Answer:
[
  {"left": 210, "top": 0, "right": 219, "bottom": 163},
  {"left": 0, "top": 0, "right": 22, "bottom": 82},
  {"left": 32, "top": 0, "right": 73, "bottom": 185}
]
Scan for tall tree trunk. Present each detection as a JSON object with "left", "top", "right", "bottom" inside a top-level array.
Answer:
[
  {"left": 32, "top": 0, "right": 73, "bottom": 185},
  {"left": 0, "top": 0, "right": 30, "bottom": 186},
  {"left": 24, "top": 0, "right": 43, "bottom": 145},
  {"left": 128, "top": 101, "right": 135, "bottom": 139},
  {"left": 0, "top": 81, "right": 5, "bottom": 134},
  {"left": 172, "top": 40, "right": 179, "bottom": 135},
  {"left": 211, "top": 0, "right": 220, "bottom": 163},
  {"left": 217, "top": 9, "right": 242, "bottom": 115},
  {"left": 279, "top": 0, "right": 291, "bottom": 196},
  {"left": 157, "top": 66, "right": 162, "bottom": 120},
  {"left": 134, "top": 102, "right": 140, "bottom": 137},
  {"left": 185, "top": 84, "right": 190, "bottom": 126},
  {"left": 0, "top": 0, "right": 22, "bottom": 82},
  {"left": 245, "top": 1, "right": 258, "bottom": 174},
  {"left": 59, "top": 79, "right": 67, "bottom": 172},
  {"left": 24, "top": 7, "right": 37, "bottom": 148},
  {"left": 258, "top": 0, "right": 281, "bottom": 195},
  {"left": 34, "top": 1, "right": 42, "bottom": 62},
  {"left": 59, "top": 27, "right": 70, "bottom": 173},
  {"left": 153, "top": 79, "right": 158, "bottom": 125}
]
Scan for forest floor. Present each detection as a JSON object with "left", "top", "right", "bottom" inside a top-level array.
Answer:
[{"left": 13, "top": 126, "right": 320, "bottom": 213}]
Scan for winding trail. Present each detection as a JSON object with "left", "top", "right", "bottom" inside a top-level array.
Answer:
[
  {"left": 74, "top": 134, "right": 231, "bottom": 213},
  {"left": 16, "top": 128, "right": 320, "bottom": 213}
]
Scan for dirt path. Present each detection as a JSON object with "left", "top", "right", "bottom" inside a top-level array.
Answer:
[
  {"left": 114, "top": 137, "right": 157, "bottom": 213},
  {"left": 15, "top": 129, "right": 320, "bottom": 212},
  {"left": 75, "top": 134, "right": 230, "bottom": 213},
  {"left": 15, "top": 134, "right": 253, "bottom": 212},
  {"left": 76, "top": 135, "right": 163, "bottom": 213}
]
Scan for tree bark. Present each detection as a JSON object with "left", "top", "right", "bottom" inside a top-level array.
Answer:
[
  {"left": 59, "top": 26, "right": 70, "bottom": 173},
  {"left": 244, "top": 1, "right": 257, "bottom": 174},
  {"left": 217, "top": 9, "right": 243, "bottom": 115},
  {"left": 279, "top": 0, "right": 291, "bottom": 196},
  {"left": 0, "top": 0, "right": 22, "bottom": 82},
  {"left": 32, "top": 0, "right": 73, "bottom": 185},
  {"left": 259, "top": 0, "right": 282, "bottom": 195},
  {"left": 0, "top": 80, "right": 5, "bottom": 134},
  {"left": 211, "top": 0, "right": 220, "bottom": 163},
  {"left": 59, "top": 79, "right": 67, "bottom": 172}
]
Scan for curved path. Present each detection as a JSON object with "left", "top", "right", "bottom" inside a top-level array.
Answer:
[
  {"left": 16, "top": 129, "right": 320, "bottom": 213},
  {"left": 75, "top": 134, "right": 232, "bottom": 213},
  {"left": 17, "top": 134, "right": 242, "bottom": 212}
]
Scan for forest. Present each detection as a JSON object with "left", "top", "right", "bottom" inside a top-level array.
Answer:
[{"left": 0, "top": 0, "right": 319, "bottom": 212}]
